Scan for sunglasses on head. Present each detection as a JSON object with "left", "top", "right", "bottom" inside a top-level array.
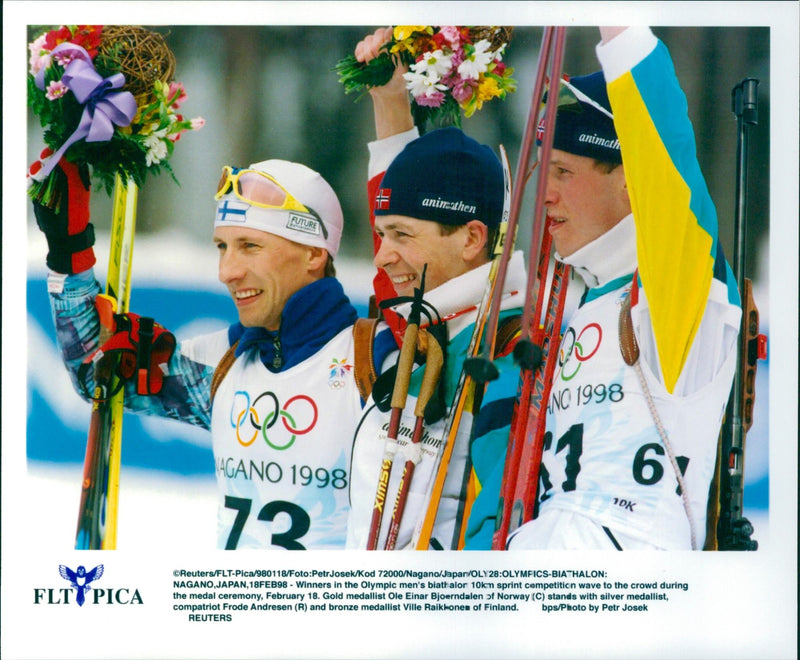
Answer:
[{"left": 215, "top": 166, "right": 327, "bottom": 237}]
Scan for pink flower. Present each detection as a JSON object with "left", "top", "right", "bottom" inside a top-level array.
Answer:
[
  {"left": 168, "top": 81, "right": 188, "bottom": 108},
  {"left": 28, "top": 34, "right": 50, "bottom": 75},
  {"left": 51, "top": 44, "right": 93, "bottom": 69},
  {"left": 451, "top": 79, "right": 476, "bottom": 104},
  {"left": 414, "top": 90, "right": 445, "bottom": 107},
  {"left": 45, "top": 80, "right": 68, "bottom": 100},
  {"left": 439, "top": 26, "right": 462, "bottom": 47},
  {"left": 190, "top": 117, "right": 206, "bottom": 130}
]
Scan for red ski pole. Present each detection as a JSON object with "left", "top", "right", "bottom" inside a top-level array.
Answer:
[
  {"left": 465, "top": 26, "right": 555, "bottom": 385},
  {"left": 365, "top": 267, "right": 426, "bottom": 550},
  {"left": 493, "top": 26, "right": 569, "bottom": 549}
]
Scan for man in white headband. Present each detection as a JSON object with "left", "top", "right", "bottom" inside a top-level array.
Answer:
[
  {"left": 40, "top": 156, "right": 365, "bottom": 550},
  {"left": 213, "top": 160, "right": 345, "bottom": 332}
]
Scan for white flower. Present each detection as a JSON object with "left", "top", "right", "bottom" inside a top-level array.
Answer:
[
  {"left": 403, "top": 70, "right": 448, "bottom": 99},
  {"left": 457, "top": 39, "right": 495, "bottom": 80},
  {"left": 412, "top": 49, "right": 453, "bottom": 80},
  {"left": 143, "top": 132, "right": 169, "bottom": 166}
]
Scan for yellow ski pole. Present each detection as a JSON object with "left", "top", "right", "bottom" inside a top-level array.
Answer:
[
  {"left": 103, "top": 174, "right": 138, "bottom": 548},
  {"left": 75, "top": 174, "right": 137, "bottom": 550}
]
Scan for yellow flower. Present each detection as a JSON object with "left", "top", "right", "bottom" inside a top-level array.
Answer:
[
  {"left": 390, "top": 25, "right": 433, "bottom": 57},
  {"left": 393, "top": 26, "right": 428, "bottom": 41},
  {"left": 460, "top": 77, "right": 503, "bottom": 118},
  {"left": 477, "top": 76, "right": 503, "bottom": 102}
]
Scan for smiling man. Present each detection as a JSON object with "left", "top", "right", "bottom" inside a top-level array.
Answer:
[
  {"left": 344, "top": 29, "right": 527, "bottom": 551},
  {"left": 41, "top": 158, "right": 363, "bottom": 550}
]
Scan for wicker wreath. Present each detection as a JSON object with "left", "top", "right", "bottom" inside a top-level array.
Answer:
[
  {"left": 97, "top": 25, "right": 176, "bottom": 97},
  {"left": 472, "top": 26, "right": 514, "bottom": 51}
]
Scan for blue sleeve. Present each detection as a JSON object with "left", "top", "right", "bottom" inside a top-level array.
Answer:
[
  {"left": 463, "top": 349, "right": 519, "bottom": 550},
  {"left": 49, "top": 270, "right": 214, "bottom": 429},
  {"left": 602, "top": 33, "right": 740, "bottom": 392}
]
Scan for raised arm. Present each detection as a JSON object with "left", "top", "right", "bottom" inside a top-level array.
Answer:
[
  {"left": 597, "top": 26, "right": 739, "bottom": 393},
  {"left": 355, "top": 27, "right": 415, "bottom": 140}
]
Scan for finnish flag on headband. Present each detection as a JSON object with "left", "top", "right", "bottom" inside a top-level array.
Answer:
[{"left": 216, "top": 199, "right": 249, "bottom": 224}]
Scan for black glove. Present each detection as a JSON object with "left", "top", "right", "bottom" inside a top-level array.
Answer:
[{"left": 31, "top": 152, "right": 96, "bottom": 275}]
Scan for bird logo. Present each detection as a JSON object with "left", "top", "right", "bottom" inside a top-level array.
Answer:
[{"left": 59, "top": 564, "right": 104, "bottom": 606}]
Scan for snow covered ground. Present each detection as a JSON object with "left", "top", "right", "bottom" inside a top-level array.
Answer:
[{"left": 28, "top": 462, "right": 770, "bottom": 552}]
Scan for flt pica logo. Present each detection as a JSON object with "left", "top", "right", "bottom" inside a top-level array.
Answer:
[
  {"left": 60, "top": 564, "right": 104, "bottom": 606},
  {"left": 33, "top": 564, "right": 143, "bottom": 607}
]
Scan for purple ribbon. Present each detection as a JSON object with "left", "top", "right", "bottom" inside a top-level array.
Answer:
[{"left": 36, "top": 43, "right": 138, "bottom": 178}]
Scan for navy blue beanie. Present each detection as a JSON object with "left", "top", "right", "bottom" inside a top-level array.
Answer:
[
  {"left": 374, "top": 127, "right": 504, "bottom": 227},
  {"left": 538, "top": 71, "right": 622, "bottom": 164}
]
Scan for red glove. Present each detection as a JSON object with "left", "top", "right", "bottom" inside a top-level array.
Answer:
[
  {"left": 78, "top": 298, "right": 177, "bottom": 400},
  {"left": 31, "top": 149, "right": 96, "bottom": 274}
]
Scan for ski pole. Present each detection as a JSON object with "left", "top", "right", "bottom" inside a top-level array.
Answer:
[
  {"left": 366, "top": 266, "right": 427, "bottom": 550},
  {"left": 449, "top": 144, "right": 519, "bottom": 549},
  {"left": 74, "top": 294, "right": 117, "bottom": 549},
  {"left": 506, "top": 255, "right": 569, "bottom": 536},
  {"left": 465, "top": 24, "right": 557, "bottom": 386},
  {"left": 75, "top": 174, "right": 138, "bottom": 550},
  {"left": 492, "top": 225, "right": 557, "bottom": 548},
  {"left": 384, "top": 333, "right": 444, "bottom": 550},
  {"left": 718, "top": 78, "right": 763, "bottom": 551},
  {"left": 493, "top": 26, "right": 569, "bottom": 548},
  {"left": 462, "top": 143, "right": 514, "bottom": 385}
]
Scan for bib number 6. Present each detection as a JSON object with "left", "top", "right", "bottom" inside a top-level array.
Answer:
[
  {"left": 632, "top": 443, "right": 690, "bottom": 495},
  {"left": 224, "top": 496, "right": 310, "bottom": 550}
]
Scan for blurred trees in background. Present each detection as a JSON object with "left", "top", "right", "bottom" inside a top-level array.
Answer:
[{"left": 27, "top": 25, "right": 770, "bottom": 280}]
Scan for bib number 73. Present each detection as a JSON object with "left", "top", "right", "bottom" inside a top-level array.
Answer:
[{"left": 224, "top": 496, "right": 310, "bottom": 550}]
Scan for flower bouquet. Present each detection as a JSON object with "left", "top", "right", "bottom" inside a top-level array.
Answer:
[
  {"left": 27, "top": 25, "right": 204, "bottom": 211},
  {"left": 334, "top": 26, "right": 516, "bottom": 130}
]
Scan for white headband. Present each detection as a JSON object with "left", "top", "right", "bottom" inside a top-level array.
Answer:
[{"left": 214, "top": 159, "right": 343, "bottom": 258}]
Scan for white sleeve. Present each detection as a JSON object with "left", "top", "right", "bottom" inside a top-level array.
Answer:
[
  {"left": 367, "top": 127, "right": 419, "bottom": 178},
  {"left": 595, "top": 26, "right": 658, "bottom": 82},
  {"left": 178, "top": 328, "right": 231, "bottom": 368}
]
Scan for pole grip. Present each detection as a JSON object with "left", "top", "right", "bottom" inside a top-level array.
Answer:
[
  {"left": 391, "top": 324, "right": 418, "bottom": 409},
  {"left": 414, "top": 338, "right": 444, "bottom": 418}
]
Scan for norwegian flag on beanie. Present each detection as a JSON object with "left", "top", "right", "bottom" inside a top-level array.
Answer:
[{"left": 374, "top": 188, "right": 392, "bottom": 211}]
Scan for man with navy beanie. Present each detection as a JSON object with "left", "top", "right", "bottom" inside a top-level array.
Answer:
[
  {"left": 545, "top": 71, "right": 622, "bottom": 166},
  {"left": 345, "top": 28, "right": 528, "bottom": 550},
  {"left": 500, "top": 27, "right": 741, "bottom": 551}
]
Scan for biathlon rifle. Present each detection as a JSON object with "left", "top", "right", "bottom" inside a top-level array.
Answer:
[{"left": 717, "top": 78, "right": 766, "bottom": 551}]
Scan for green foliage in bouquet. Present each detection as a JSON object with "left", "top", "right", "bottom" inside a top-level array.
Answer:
[
  {"left": 335, "top": 26, "right": 516, "bottom": 131},
  {"left": 27, "top": 25, "right": 204, "bottom": 211}
]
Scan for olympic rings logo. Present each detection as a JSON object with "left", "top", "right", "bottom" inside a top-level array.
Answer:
[
  {"left": 230, "top": 391, "right": 318, "bottom": 451},
  {"left": 558, "top": 323, "right": 603, "bottom": 382}
]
